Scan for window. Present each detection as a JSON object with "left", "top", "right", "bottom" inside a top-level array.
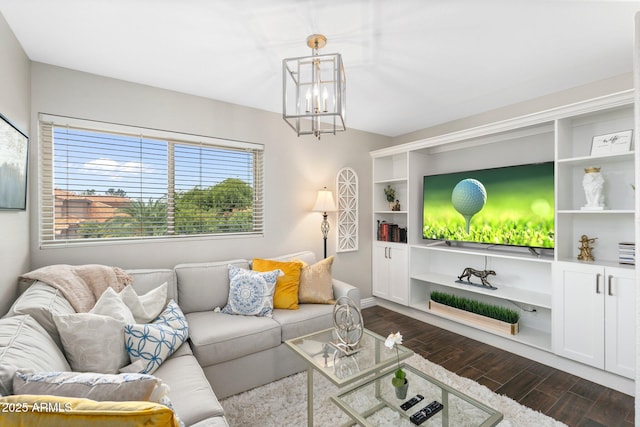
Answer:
[{"left": 39, "top": 114, "right": 264, "bottom": 246}]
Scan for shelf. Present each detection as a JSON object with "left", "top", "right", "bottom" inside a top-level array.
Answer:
[
  {"left": 411, "top": 272, "right": 552, "bottom": 308},
  {"left": 375, "top": 240, "right": 407, "bottom": 246},
  {"left": 411, "top": 242, "right": 554, "bottom": 263},
  {"left": 557, "top": 210, "right": 634, "bottom": 215},
  {"left": 408, "top": 300, "right": 551, "bottom": 351},
  {"left": 556, "top": 257, "right": 635, "bottom": 270},
  {"left": 374, "top": 178, "right": 407, "bottom": 185},
  {"left": 374, "top": 210, "right": 408, "bottom": 214},
  {"left": 557, "top": 151, "right": 634, "bottom": 166}
]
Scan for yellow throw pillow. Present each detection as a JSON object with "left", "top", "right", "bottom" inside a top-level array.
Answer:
[
  {"left": 294, "top": 256, "right": 335, "bottom": 304},
  {"left": 252, "top": 259, "right": 302, "bottom": 310},
  {"left": 0, "top": 394, "right": 180, "bottom": 427}
]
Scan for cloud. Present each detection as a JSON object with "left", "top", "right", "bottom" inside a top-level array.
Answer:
[{"left": 81, "top": 158, "right": 152, "bottom": 181}]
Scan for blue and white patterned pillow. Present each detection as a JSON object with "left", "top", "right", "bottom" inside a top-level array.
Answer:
[
  {"left": 124, "top": 300, "right": 188, "bottom": 374},
  {"left": 221, "top": 265, "right": 281, "bottom": 317}
]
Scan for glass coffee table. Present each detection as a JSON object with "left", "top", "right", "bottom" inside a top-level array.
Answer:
[
  {"left": 286, "top": 327, "right": 413, "bottom": 426},
  {"left": 331, "top": 363, "right": 503, "bottom": 426}
]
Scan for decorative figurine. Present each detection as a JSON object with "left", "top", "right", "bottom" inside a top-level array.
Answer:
[
  {"left": 392, "top": 200, "right": 401, "bottom": 211},
  {"left": 577, "top": 234, "right": 597, "bottom": 261},
  {"left": 456, "top": 267, "right": 497, "bottom": 289},
  {"left": 581, "top": 167, "right": 605, "bottom": 210},
  {"left": 331, "top": 296, "right": 363, "bottom": 354}
]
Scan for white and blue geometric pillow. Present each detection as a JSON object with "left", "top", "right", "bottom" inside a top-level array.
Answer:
[
  {"left": 124, "top": 300, "right": 188, "bottom": 375},
  {"left": 221, "top": 265, "right": 282, "bottom": 317}
]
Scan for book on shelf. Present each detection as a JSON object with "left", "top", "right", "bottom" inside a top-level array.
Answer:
[
  {"left": 376, "top": 221, "right": 407, "bottom": 243},
  {"left": 618, "top": 242, "right": 635, "bottom": 265}
]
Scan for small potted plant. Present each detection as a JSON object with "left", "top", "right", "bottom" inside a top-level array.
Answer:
[
  {"left": 385, "top": 331, "right": 408, "bottom": 399},
  {"left": 384, "top": 185, "right": 396, "bottom": 210}
]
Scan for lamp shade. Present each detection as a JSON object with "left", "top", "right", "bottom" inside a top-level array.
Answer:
[{"left": 312, "top": 188, "right": 337, "bottom": 213}]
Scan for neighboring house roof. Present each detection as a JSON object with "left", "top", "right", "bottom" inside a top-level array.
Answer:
[{"left": 54, "top": 189, "right": 132, "bottom": 235}]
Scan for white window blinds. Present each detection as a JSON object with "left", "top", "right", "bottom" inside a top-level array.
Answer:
[{"left": 39, "top": 114, "right": 264, "bottom": 246}]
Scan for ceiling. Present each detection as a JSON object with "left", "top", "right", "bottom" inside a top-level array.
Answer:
[{"left": 0, "top": 0, "right": 639, "bottom": 137}]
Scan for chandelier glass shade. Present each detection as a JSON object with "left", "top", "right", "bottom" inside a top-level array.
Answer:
[{"left": 283, "top": 34, "right": 346, "bottom": 139}]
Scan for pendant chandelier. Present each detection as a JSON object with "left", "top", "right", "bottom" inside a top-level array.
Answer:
[{"left": 282, "top": 34, "right": 346, "bottom": 140}]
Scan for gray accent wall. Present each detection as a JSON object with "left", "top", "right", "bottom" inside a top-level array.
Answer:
[{"left": 0, "top": 13, "right": 30, "bottom": 315}]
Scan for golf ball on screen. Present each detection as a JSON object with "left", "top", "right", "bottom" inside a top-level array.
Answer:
[{"left": 451, "top": 179, "right": 487, "bottom": 216}]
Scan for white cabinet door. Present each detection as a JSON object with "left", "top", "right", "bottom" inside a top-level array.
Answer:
[
  {"left": 372, "top": 242, "right": 408, "bottom": 305},
  {"left": 552, "top": 262, "right": 605, "bottom": 369},
  {"left": 604, "top": 266, "right": 636, "bottom": 379},
  {"left": 386, "top": 244, "right": 408, "bottom": 305},
  {"left": 553, "top": 262, "right": 636, "bottom": 378},
  {"left": 372, "top": 242, "right": 390, "bottom": 299}
]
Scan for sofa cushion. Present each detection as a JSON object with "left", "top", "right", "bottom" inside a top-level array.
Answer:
[
  {"left": 125, "top": 301, "right": 189, "bottom": 375},
  {"left": 295, "top": 255, "right": 335, "bottom": 304},
  {"left": 271, "top": 304, "right": 334, "bottom": 341},
  {"left": 13, "top": 370, "right": 162, "bottom": 402},
  {"left": 127, "top": 268, "right": 177, "bottom": 302},
  {"left": 153, "top": 353, "right": 224, "bottom": 427},
  {"left": 271, "top": 250, "right": 317, "bottom": 266},
  {"left": 252, "top": 258, "right": 302, "bottom": 310},
  {"left": 0, "top": 315, "right": 71, "bottom": 395},
  {"left": 0, "top": 394, "right": 181, "bottom": 427},
  {"left": 221, "top": 265, "right": 280, "bottom": 317},
  {"left": 186, "top": 311, "right": 280, "bottom": 366},
  {"left": 175, "top": 260, "right": 249, "bottom": 314},
  {"left": 3, "top": 282, "right": 75, "bottom": 349}
]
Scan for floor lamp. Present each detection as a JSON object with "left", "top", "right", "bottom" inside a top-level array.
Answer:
[{"left": 312, "top": 187, "right": 337, "bottom": 259}]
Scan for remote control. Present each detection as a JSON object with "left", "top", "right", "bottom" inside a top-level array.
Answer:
[
  {"left": 409, "top": 401, "right": 444, "bottom": 425},
  {"left": 401, "top": 394, "right": 424, "bottom": 411}
]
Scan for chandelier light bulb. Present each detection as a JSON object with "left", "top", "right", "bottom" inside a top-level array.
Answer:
[{"left": 322, "top": 87, "right": 328, "bottom": 112}]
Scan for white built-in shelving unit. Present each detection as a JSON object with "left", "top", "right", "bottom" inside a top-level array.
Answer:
[{"left": 370, "top": 91, "right": 637, "bottom": 392}]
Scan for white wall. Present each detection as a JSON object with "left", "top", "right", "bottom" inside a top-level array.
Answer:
[
  {"left": 29, "top": 63, "right": 391, "bottom": 299},
  {"left": 0, "top": 13, "right": 30, "bottom": 315}
]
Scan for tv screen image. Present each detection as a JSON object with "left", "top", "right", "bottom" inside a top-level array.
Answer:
[{"left": 422, "top": 162, "right": 554, "bottom": 249}]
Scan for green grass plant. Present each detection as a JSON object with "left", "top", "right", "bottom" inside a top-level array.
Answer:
[{"left": 430, "top": 291, "right": 519, "bottom": 324}]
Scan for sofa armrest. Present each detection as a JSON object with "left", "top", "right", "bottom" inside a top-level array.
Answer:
[{"left": 332, "top": 279, "right": 361, "bottom": 308}]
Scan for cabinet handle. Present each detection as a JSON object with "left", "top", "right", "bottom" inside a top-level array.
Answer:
[
  {"left": 384, "top": 247, "right": 388, "bottom": 258},
  {"left": 608, "top": 275, "right": 613, "bottom": 296},
  {"left": 595, "top": 273, "right": 601, "bottom": 294},
  {"left": 388, "top": 247, "right": 392, "bottom": 259}
]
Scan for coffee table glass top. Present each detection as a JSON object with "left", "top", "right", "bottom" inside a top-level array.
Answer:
[
  {"left": 331, "top": 363, "right": 503, "bottom": 427},
  {"left": 286, "top": 328, "right": 413, "bottom": 386}
]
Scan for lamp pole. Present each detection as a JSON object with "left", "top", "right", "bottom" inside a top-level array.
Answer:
[{"left": 320, "top": 211, "right": 330, "bottom": 259}]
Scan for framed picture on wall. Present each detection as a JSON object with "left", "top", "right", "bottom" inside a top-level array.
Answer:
[{"left": 0, "top": 113, "right": 29, "bottom": 210}]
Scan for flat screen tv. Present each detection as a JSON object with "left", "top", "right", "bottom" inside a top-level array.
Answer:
[{"left": 422, "top": 162, "right": 554, "bottom": 249}]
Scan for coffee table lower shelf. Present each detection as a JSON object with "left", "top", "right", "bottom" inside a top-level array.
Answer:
[{"left": 331, "top": 364, "right": 503, "bottom": 427}]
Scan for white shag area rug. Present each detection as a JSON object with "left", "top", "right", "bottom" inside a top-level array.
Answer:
[{"left": 221, "top": 354, "right": 567, "bottom": 426}]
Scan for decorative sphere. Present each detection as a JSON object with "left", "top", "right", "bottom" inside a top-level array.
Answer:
[{"left": 451, "top": 179, "right": 487, "bottom": 216}]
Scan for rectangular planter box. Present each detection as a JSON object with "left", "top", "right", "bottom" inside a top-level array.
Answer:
[{"left": 428, "top": 300, "right": 519, "bottom": 335}]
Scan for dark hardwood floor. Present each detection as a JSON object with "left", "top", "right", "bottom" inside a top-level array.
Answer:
[{"left": 362, "top": 306, "right": 634, "bottom": 427}]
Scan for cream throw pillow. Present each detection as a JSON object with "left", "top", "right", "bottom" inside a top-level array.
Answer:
[
  {"left": 294, "top": 256, "right": 335, "bottom": 304},
  {"left": 53, "top": 288, "right": 135, "bottom": 374},
  {"left": 119, "top": 282, "right": 168, "bottom": 323},
  {"left": 54, "top": 313, "right": 130, "bottom": 374}
]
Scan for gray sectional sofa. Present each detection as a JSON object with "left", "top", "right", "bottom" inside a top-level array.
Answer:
[{"left": 0, "top": 250, "right": 360, "bottom": 427}]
